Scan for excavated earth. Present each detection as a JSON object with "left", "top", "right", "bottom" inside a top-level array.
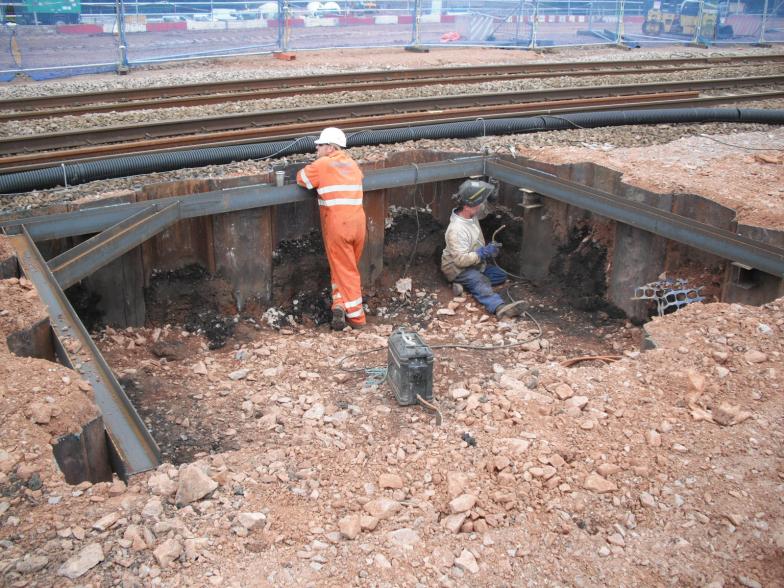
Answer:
[{"left": 0, "top": 45, "right": 783, "bottom": 587}]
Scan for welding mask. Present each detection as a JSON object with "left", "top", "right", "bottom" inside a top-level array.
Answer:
[{"left": 455, "top": 179, "right": 497, "bottom": 207}]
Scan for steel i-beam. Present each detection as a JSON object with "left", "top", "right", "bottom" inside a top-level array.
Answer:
[
  {"left": 487, "top": 158, "right": 784, "bottom": 277},
  {"left": 48, "top": 201, "right": 181, "bottom": 290},
  {"left": 0, "top": 157, "right": 487, "bottom": 241},
  {"left": 8, "top": 227, "right": 161, "bottom": 479}
]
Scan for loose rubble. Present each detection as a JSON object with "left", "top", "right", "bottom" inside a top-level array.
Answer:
[{"left": 0, "top": 46, "right": 782, "bottom": 587}]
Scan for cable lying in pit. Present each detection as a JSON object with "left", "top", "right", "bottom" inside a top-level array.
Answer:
[{"left": 2, "top": 107, "right": 783, "bottom": 194}]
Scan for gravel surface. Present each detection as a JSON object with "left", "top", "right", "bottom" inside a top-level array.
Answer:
[
  {"left": 0, "top": 45, "right": 782, "bottom": 220},
  {"left": 1, "top": 45, "right": 783, "bottom": 588},
  {"left": 0, "top": 45, "right": 781, "bottom": 101},
  {"left": 2, "top": 64, "right": 783, "bottom": 138}
]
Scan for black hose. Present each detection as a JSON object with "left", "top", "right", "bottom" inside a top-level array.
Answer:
[{"left": 2, "top": 108, "right": 783, "bottom": 194}]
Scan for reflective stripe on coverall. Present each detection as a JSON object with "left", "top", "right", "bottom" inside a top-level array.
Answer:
[{"left": 296, "top": 150, "right": 367, "bottom": 325}]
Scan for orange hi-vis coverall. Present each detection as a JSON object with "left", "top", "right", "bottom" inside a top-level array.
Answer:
[{"left": 296, "top": 150, "right": 367, "bottom": 325}]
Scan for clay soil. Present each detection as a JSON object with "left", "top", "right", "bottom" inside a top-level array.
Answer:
[{"left": 0, "top": 45, "right": 783, "bottom": 588}]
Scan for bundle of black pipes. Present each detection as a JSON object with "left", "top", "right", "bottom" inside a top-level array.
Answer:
[{"left": 2, "top": 107, "right": 783, "bottom": 194}]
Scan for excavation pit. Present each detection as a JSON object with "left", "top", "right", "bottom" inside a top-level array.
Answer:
[
  {"left": 95, "top": 202, "right": 632, "bottom": 465},
  {"left": 2, "top": 150, "right": 783, "bottom": 477}
]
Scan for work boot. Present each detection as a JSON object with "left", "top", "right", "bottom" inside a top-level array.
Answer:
[
  {"left": 348, "top": 321, "right": 366, "bottom": 331},
  {"left": 452, "top": 282, "right": 464, "bottom": 296},
  {"left": 331, "top": 307, "right": 347, "bottom": 331},
  {"left": 495, "top": 300, "right": 526, "bottom": 319}
]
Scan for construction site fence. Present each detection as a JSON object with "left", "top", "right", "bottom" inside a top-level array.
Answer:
[{"left": 1, "top": 0, "right": 782, "bottom": 81}]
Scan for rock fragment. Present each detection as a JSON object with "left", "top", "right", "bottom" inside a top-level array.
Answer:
[
  {"left": 454, "top": 548, "right": 479, "bottom": 574},
  {"left": 449, "top": 493, "right": 477, "bottom": 514},
  {"left": 175, "top": 464, "right": 218, "bottom": 507},
  {"left": 58, "top": 543, "right": 104, "bottom": 579},
  {"left": 583, "top": 473, "right": 617, "bottom": 494}
]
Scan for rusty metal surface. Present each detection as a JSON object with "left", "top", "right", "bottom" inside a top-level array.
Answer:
[
  {"left": 49, "top": 201, "right": 181, "bottom": 290},
  {"left": 0, "top": 65, "right": 722, "bottom": 122},
  {"left": 2, "top": 53, "right": 782, "bottom": 115},
  {"left": 2, "top": 75, "right": 782, "bottom": 158},
  {"left": 488, "top": 158, "right": 784, "bottom": 278},
  {"left": 8, "top": 88, "right": 784, "bottom": 174},
  {"left": 8, "top": 227, "right": 161, "bottom": 480}
]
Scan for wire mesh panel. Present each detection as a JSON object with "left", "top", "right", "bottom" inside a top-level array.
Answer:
[
  {"left": 3, "top": 0, "right": 119, "bottom": 79},
  {"left": 123, "top": 1, "right": 279, "bottom": 65},
  {"left": 415, "top": 0, "right": 534, "bottom": 47},
  {"left": 416, "top": 0, "right": 630, "bottom": 47},
  {"left": 622, "top": 0, "right": 784, "bottom": 46},
  {"left": 285, "top": 0, "right": 416, "bottom": 50},
  {"left": 0, "top": 25, "right": 19, "bottom": 80},
  {"left": 532, "top": 0, "right": 628, "bottom": 46}
]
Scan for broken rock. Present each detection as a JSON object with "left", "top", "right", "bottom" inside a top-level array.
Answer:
[
  {"left": 455, "top": 548, "right": 479, "bottom": 574},
  {"left": 58, "top": 543, "right": 104, "bottom": 580},
  {"left": 238, "top": 512, "right": 267, "bottom": 530},
  {"left": 387, "top": 527, "right": 420, "bottom": 550},
  {"left": 449, "top": 493, "right": 477, "bottom": 514},
  {"left": 175, "top": 464, "right": 218, "bottom": 507},
  {"left": 583, "top": 473, "right": 617, "bottom": 494},
  {"left": 363, "top": 497, "right": 401, "bottom": 520},
  {"left": 339, "top": 515, "right": 362, "bottom": 540},
  {"left": 153, "top": 537, "right": 183, "bottom": 568}
]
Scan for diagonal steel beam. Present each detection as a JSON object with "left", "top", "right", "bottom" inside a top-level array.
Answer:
[
  {"left": 0, "top": 157, "right": 487, "bottom": 241},
  {"left": 49, "top": 201, "right": 181, "bottom": 290},
  {"left": 487, "top": 159, "right": 784, "bottom": 277},
  {"left": 8, "top": 227, "right": 161, "bottom": 480}
]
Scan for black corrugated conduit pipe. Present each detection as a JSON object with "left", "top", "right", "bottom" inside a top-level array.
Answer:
[{"left": 2, "top": 107, "right": 783, "bottom": 194}]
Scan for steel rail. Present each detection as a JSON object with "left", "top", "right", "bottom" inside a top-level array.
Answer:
[
  {"left": 487, "top": 159, "right": 784, "bottom": 277},
  {"left": 1, "top": 64, "right": 746, "bottom": 123},
  {"left": 0, "top": 157, "right": 488, "bottom": 241},
  {"left": 2, "top": 75, "right": 783, "bottom": 157},
  {"left": 3, "top": 53, "right": 783, "bottom": 113},
  {"left": 0, "top": 91, "right": 702, "bottom": 173},
  {"left": 49, "top": 201, "right": 182, "bottom": 289},
  {"left": 4, "top": 89, "right": 783, "bottom": 175},
  {"left": 7, "top": 226, "right": 162, "bottom": 480}
]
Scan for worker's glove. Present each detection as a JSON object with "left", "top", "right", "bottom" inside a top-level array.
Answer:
[{"left": 476, "top": 243, "right": 500, "bottom": 261}]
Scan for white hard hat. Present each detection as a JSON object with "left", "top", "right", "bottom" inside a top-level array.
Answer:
[{"left": 315, "top": 127, "right": 347, "bottom": 148}]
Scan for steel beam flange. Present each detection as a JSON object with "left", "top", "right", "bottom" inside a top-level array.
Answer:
[
  {"left": 0, "top": 157, "right": 487, "bottom": 241},
  {"left": 9, "top": 227, "right": 161, "bottom": 480},
  {"left": 49, "top": 201, "right": 182, "bottom": 290},
  {"left": 487, "top": 159, "right": 784, "bottom": 278}
]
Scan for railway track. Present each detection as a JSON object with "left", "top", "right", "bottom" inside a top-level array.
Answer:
[
  {"left": 2, "top": 54, "right": 783, "bottom": 121},
  {"left": 2, "top": 88, "right": 782, "bottom": 174},
  {"left": 2, "top": 75, "right": 783, "bottom": 165}
]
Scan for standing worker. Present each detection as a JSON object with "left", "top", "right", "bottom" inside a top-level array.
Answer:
[
  {"left": 297, "top": 127, "right": 367, "bottom": 330},
  {"left": 441, "top": 179, "right": 525, "bottom": 319}
]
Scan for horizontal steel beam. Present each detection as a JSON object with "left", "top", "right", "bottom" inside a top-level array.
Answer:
[
  {"left": 49, "top": 201, "right": 181, "bottom": 290},
  {"left": 0, "top": 157, "right": 486, "bottom": 241},
  {"left": 487, "top": 159, "right": 784, "bottom": 277},
  {"left": 8, "top": 227, "right": 161, "bottom": 480}
]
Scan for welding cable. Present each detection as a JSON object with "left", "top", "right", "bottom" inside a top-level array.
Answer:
[
  {"left": 416, "top": 394, "right": 443, "bottom": 426},
  {"left": 401, "top": 163, "right": 423, "bottom": 280},
  {"left": 335, "top": 309, "right": 544, "bottom": 376}
]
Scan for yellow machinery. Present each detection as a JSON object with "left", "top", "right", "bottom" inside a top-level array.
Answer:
[{"left": 642, "top": 0, "right": 734, "bottom": 38}]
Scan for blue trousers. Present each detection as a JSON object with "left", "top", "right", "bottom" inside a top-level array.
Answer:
[{"left": 454, "top": 265, "right": 507, "bottom": 314}]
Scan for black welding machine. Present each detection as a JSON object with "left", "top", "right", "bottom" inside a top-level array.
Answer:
[{"left": 387, "top": 328, "right": 434, "bottom": 406}]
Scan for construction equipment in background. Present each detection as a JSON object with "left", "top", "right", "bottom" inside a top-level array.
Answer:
[
  {"left": 642, "top": 0, "right": 734, "bottom": 39},
  {"left": 348, "top": 0, "right": 378, "bottom": 14}
]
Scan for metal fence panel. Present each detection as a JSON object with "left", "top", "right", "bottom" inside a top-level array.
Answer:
[
  {"left": 1, "top": 0, "right": 783, "bottom": 80},
  {"left": 122, "top": 1, "right": 279, "bottom": 65},
  {"left": 285, "top": 0, "right": 416, "bottom": 50}
]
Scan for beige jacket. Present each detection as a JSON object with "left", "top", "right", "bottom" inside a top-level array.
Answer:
[{"left": 440, "top": 204, "right": 491, "bottom": 281}]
